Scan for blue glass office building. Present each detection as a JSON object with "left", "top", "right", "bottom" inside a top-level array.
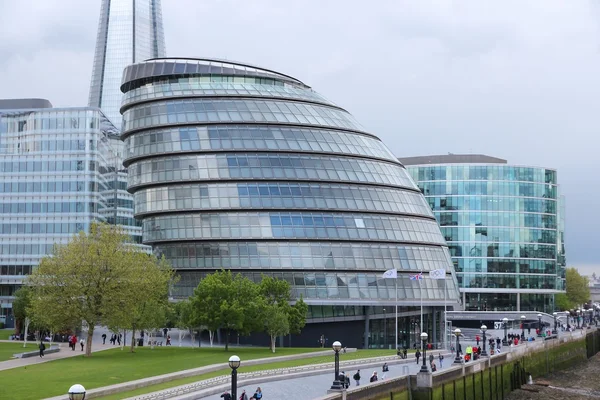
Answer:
[
  {"left": 120, "top": 58, "right": 461, "bottom": 347},
  {"left": 0, "top": 99, "right": 129, "bottom": 327},
  {"left": 400, "top": 154, "right": 566, "bottom": 313}
]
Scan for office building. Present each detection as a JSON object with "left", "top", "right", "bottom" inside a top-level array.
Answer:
[
  {"left": 0, "top": 99, "right": 125, "bottom": 327},
  {"left": 120, "top": 58, "right": 461, "bottom": 347},
  {"left": 400, "top": 154, "right": 566, "bottom": 313},
  {"left": 88, "top": 0, "right": 166, "bottom": 127}
]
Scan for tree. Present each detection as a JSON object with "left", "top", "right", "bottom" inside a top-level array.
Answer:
[
  {"left": 259, "top": 276, "right": 307, "bottom": 352},
  {"left": 27, "top": 222, "right": 174, "bottom": 356},
  {"left": 565, "top": 267, "right": 590, "bottom": 306},
  {"left": 105, "top": 252, "right": 174, "bottom": 352},
  {"left": 12, "top": 286, "right": 31, "bottom": 335},
  {"left": 190, "top": 270, "right": 258, "bottom": 351},
  {"left": 264, "top": 305, "right": 289, "bottom": 353}
]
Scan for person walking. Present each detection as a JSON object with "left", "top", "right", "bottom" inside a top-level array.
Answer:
[
  {"left": 438, "top": 353, "right": 444, "bottom": 368},
  {"left": 476, "top": 334, "right": 480, "bottom": 346},
  {"left": 415, "top": 349, "right": 421, "bottom": 364},
  {"left": 220, "top": 393, "right": 232, "bottom": 400},
  {"left": 102, "top": 333, "right": 107, "bottom": 345},
  {"left": 239, "top": 390, "right": 249, "bottom": 400},
  {"left": 166, "top": 335, "right": 171, "bottom": 346},
  {"left": 38, "top": 341, "right": 46, "bottom": 358},
  {"left": 429, "top": 353, "right": 434, "bottom": 365},
  {"left": 80, "top": 339, "right": 85, "bottom": 352},
  {"left": 117, "top": 333, "right": 122, "bottom": 346},
  {"left": 250, "top": 387, "right": 262, "bottom": 399},
  {"left": 353, "top": 370, "right": 361, "bottom": 386},
  {"left": 70, "top": 335, "right": 77, "bottom": 351},
  {"left": 370, "top": 371, "right": 378, "bottom": 382}
]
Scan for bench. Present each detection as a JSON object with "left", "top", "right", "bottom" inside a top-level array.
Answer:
[{"left": 13, "top": 345, "right": 60, "bottom": 359}]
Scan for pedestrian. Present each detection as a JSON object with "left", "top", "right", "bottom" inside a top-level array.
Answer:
[
  {"left": 353, "top": 370, "right": 361, "bottom": 386},
  {"left": 429, "top": 353, "right": 434, "bottom": 365},
  {"left": 438, "top": 353, "right": 444, "bottom": 368},
  {"left": 220, "top": 392, "right": 232, "bottom": 400},
  {"left": 370, "top": 371, "right": 378, "bottom": 382},
  {"left": 117, "top": 333, "right": 122, "bottom": 346},
  {"left": 102, "top": 333, "right": 107, "bottom": 345},
  {"left": 476, "top": 334, "right": 480, "bottom": 346},
  {"left": 166, "top": 335, "right": 171, "bottom": 346},
  {"left": 382, "top": 363, "right": 389, "bottom": 372},
  {"left": 70, "top": 335, "right": 77, "bottom": 351},
  {"left": 163, "top": 327, "right": 168, "bottom": 337},
  {"left": 344, "top": 372, "right": 350, "bottom": 388},
  {"left": 80, "top": 339, "right": 85, "bottom": 352},
  {"left": 239, "top": 390, "right": 249, "bottom": 400},
  {"left": 416, "top": 349, "right": 421, "bottom": 364},
  {"left": 403, "top": 348, "right": 408, "bottom": 359},
  {"left": 496, "top": 337, "right": 501, "bottom": 350},
  {"left": 250, "top": 387, "right": 262, "bottom": 399},
  {"left": 431, "top": 361, "right": 437, "bottom": 372},
  {"left": 38, "top": 341, "right": 46, "bottom": 358}
]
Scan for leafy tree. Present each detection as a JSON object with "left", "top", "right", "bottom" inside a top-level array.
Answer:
[
  {"left": 555, "top": 293, "right": 573, "bottom": 311},
  {"left": 565, "top": 267, "right": 590, "bottom": 306},
  {"left": 259, "top": 276, "right": 307, "bottom": 352},
  {"left": 27, "top": 223, "right": 174, "bottom": 356},
  {"left": 12, "top": 286, "right": 31, "bottom": 334},
  {"left": 264, "top": 305, "right": 290, "bottom": 352},
  {"left": 190, "top": 270, "right": 258, "bottom": 351}
]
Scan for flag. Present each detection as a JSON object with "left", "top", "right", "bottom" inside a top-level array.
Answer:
[
  {"left": 382, "top": 269, "right": 397, "bottom": 279},
  {"left": 429, "top": 269, "right": 446, "bottom": 280},
  {"left": 409, "top": 272, "right": 424, "bottom": 281}
]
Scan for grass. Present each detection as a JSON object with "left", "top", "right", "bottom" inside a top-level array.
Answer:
[
  {"left": 0, "top": 343, "right": 39, "bottom": 361},
  {"left": 0, "top": 329, "right": 14, "bottom": 340},
  {"left": 0, "top": 346, "right": 323, "bottom": 400},
  {"left": 98, "top": 349, "right": 396, "bottom": 400}
]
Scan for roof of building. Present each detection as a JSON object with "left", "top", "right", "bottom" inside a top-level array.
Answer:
[
  {"left": 0, "top": 98, "right": 53, "bottom": 110},
  {"left": 399, "top": 154, "right": 508, "bottom": 166}
]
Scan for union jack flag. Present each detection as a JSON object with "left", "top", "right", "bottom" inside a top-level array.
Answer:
[{"left": 409, "top": 272, "right": 424, "bottom": 281}]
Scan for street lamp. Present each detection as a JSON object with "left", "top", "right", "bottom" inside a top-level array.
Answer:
[
  {"left": 453, "top": 328, "right": 462, "bottom": 364},
  {"left": 552, "top": 312, "right": 558, "bottom": 335},
  {"left": 228, "top": 355, "right": 241, "bottom": 400},
  {"left": 68, "top": 384, "right": 86, "bottom": 400},
  {"left": 502, "top": 317, "right": 508, "bottom": 346},
  {"left": 520, "top": 315, "right": 526, "bottom": 340},
  {"left": 480, "top": 325, "right": 488, "bottom": 357},
  {"left": 330, "top": 341, "right": 343, "bottom": 390},
  {"left": 383, "top": 308, "right": 387, "bottom": 349},
  {"left": 537, "top": 314, "right": 543, "bottom": 337},
  {"left": 420, "top": 332, "right": 429, "bottom": 373}
]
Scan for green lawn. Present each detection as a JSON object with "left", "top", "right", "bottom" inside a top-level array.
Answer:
[
  {"left": 0, "top": 343, "right": 39, "bottom": 361},
  {"left": 0, "top": 329, "right": 14, "bottom": 340},
  {"left": 99, "top": 349, "right": 396, "bottom": 400},
  {"left": 0, "top": 346, "right": 323, "bottom": 400}
]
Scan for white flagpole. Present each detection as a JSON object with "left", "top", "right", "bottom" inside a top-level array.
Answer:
[
  {"left": 420, "top": 272, "right": 423, "bottom": 352},
  {"left": 395, "top": 277, "right": 398, "bottom": 351},
  {"left": 444, "top": 267, "right": 447, "bottom": 350}
]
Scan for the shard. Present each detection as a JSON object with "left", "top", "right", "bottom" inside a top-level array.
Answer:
[{"left": 88, "top": 0, "right": 166, "bottom": 128}]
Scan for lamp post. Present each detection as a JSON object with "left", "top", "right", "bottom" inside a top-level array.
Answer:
[
  {"left": 68, "top": 384, "right": 86, "bottom": 400},
  {"left": 420, "top": 332, "right": 429, "bottom": 373},
  {"left": 228, "top": 355, "right": 241, "bottom": 400},
  {"left": 453, "top": 328, "right": 462, "bottom": 364},
  {"left": 383, "top": 308, "right": 387, "bottom": 349},
  {"left": 480, "top": 325, "right": 488, "bottom": 357},
  {"left": 502, "top": 317, "right": 508, "bottom": 346},
  {"left": 520, "top": 315, "right": 526, "bottom": 340},
  {"left": 537, "top": 313, "right": 543, "bottom": 337},
  {"left": 330, "top": 341, "right": 343, "bottom": 390},
  {"left": 552, "top": 312, "right": 558, "bottom": 334}
]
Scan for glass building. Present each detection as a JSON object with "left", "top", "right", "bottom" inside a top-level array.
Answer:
[
  {"left": 0, "top": 99, "right": 130, "bottom": 327},
  {"left": 120, "top": 58, "right": 461, "bottom": 348},
  {"left": 400, "top": 154, "right": 566, "bottom": 313},
  {"left": 88, "top": 0, "right": 166, "bottom": 128}
]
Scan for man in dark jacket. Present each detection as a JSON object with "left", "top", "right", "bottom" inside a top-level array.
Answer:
[
  {"left": 353, "top": 370, "right": 361, "bottom": 386},
  {"left": 416, "top": 349, "right": 421, "bottom": 364},
  {"left": 39, "top": 342, "right": 46, "bottom": 358},
  {"left": 220, "top": 392, "right": 232, "bottom": 400}
]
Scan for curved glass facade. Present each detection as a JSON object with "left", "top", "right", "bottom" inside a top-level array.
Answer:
[
  {"left": 122, "top": 58, "right": 461, "bottom": 347},
  {"left": 404, "top": 158, "right": 566, "bottom": 313}
]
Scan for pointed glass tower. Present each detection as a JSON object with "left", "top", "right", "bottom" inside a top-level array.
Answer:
[{"left": 88, "top": 0, "right": 166, "bottom": 127}]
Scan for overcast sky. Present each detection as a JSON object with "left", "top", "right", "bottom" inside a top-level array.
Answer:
[{"left": 0, "top": 0, "right": 598, "bottom": 275}]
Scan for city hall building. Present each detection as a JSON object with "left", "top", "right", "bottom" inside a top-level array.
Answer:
[{"left": 120, "top": 58, "right": 461, "bottom": 348}]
